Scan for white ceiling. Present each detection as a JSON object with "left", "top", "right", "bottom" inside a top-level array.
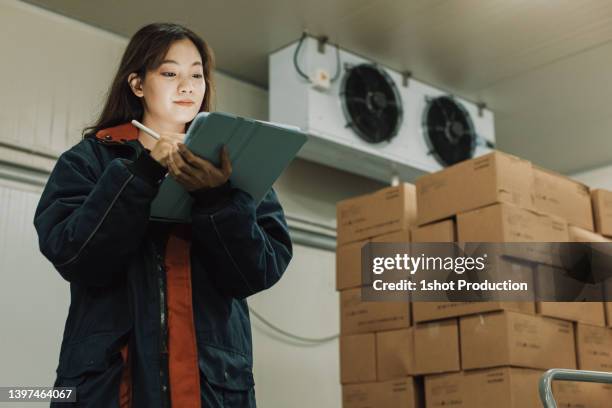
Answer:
[{"left": 24, "top": 0, "right": 612, "bottom": 174}]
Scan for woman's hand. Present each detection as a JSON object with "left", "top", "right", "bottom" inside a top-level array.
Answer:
[
  {"left": 149, "top": 132, "right": 185, "bottom": 168},
  {"left": 168, "top": 143, "right": 232, "bottom": 192}
]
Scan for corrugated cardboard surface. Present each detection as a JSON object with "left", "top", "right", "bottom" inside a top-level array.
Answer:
[
  {"left": 336, "top": 240, "right": 368, "bottom": 291},
  {"left": 336, "top": 228, "right": 410, "bottom": 291},
  {"left": 534, "top": 263, "right": 607, "bottom": 325},
  {"left": 533, "top": 166, "right": 593, "bottom": 231},
  {"left": 372, "top": 228, "right": 411, "bottom": 243},
  {"left": 457, "top": 203, "right": 568, "bottom": 266},
  {"left": 536, "top": 302, "right": 606, "bottom": 326},
  {"left": 340, "top": 333, "right": 376, "bottom": 384},
  {"left": 376, "top": 328, "right": 415, "bottom": 380},
  {"left": 425, "top": 367, "right": 612, "bottom": 408},
  {"left": 592, "top": 189, "right": 612, "bottom": 237},
  {"left": 568, "top": 225, "right": 611, "bottom": 242},
  {"left": 552, "top": 381, "right": 612, "bottom": 408},
  {"left": 411, "top": 219, "right": 456, "bottom": 243},
  {"left": 457, "top": 202, "right": 569, "bottom": 243},
  {"left": 460, "top": 311, "right": 576, "bottom": 370},
  {"left": 424, "top": 371, "right": 464, "bottom": 408},
  {"left": 575, "top": 322, "right": 612, "bottom": 371},
  {"left": 427, "top": 368, "right": 538, "bottom": 408},
  {"left": 412, "top": 301, "right": 535, "bottom": 323},
  {"left": 342, "top": 377, "right": 421, "bottom": 408},
  {"left": 416, "top": 151, "right": 534, "bottom": 226},
  {"left": 340, "top": 287, "right": 411, "bottom": 335},
  {"left": 414, "top": 319, "right": 460, "bottom": 375},
  {"left": 337, "top": 183, "right": 417, "bottom": 245}
]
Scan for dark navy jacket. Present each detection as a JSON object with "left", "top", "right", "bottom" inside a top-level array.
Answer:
[{"left": 33, "top": 123, "right": 293, "bottom": 407}]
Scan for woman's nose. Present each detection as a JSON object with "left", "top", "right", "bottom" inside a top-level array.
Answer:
[{"left": 178, "top": 80, "right": 193, "bottom": 94}]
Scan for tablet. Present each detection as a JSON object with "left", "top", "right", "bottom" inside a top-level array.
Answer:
[{"left": 150, "top": 111, "right": 307, "bottom": 222}]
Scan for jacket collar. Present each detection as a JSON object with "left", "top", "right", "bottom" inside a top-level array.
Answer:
[{"left": 95, "top": 122, "right": 139, "bottom": 143}]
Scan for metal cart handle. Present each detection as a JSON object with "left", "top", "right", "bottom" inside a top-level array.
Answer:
[{"left": 539, "top": 368, "right": 612, "bottom": 408}]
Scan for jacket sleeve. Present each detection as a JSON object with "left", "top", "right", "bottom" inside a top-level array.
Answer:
[
  {"left": 34, "top": 138, "right": 167, "bottom": 287},
  {"left": 190, "top": 183, "right": 293, "bottom": 299}
]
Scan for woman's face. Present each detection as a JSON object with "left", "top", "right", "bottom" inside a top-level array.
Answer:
[{"left": 131, "top": 38, "right": 206, "bottom": 129}]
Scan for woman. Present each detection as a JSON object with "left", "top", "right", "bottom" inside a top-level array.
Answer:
[{"left": 34, "top": 22, "right": 292, "bottom": 407}]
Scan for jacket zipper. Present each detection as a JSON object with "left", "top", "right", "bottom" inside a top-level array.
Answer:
[
  {"left": 154, "top": 245, "right": 171, "bottom": 408},
  {"left": 122, "top": 139, "right": 172, "bottom": 407}
]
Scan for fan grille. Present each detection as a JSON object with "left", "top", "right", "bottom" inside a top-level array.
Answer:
[
  {"left": 422, "top": 96, "right": 476, "bottom": 167},
  {"left": 340, "top": 64, "right": 403, "bottom": 144}
]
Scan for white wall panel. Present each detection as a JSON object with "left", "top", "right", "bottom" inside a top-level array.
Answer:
[
  {"left": 0, "top": 0, "right": 126, "bottom": 156},
  {"left": 0, "top": 181, "right": 68, "bottom": 397},
  {"left": 249, "top": 243, "right": 341, "bottom": 408}
]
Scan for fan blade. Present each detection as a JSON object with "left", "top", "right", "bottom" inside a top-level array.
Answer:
[
  {"left": 345, "top": 97, "right": 367, "bottom": 105},
  {"left": 353, "top": 67, "right": 378, "bottom": 94},
  {"left": 433, "top": 98, "right": 450, "bottom": 121}
]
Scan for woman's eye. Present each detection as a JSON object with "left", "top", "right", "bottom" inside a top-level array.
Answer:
[
  {"left": 161, "top": 72, "right": 176, "bottom": 77},
  {"left": 193, "top": 74, "right": 203, "bottom": 79}
]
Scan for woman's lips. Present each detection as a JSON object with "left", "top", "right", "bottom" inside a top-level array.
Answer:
[{"left": 174, "top": 101, "right": 195, "bottom": 107}]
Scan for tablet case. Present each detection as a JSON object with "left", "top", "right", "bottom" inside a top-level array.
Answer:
[{"left": 150, "top": 111, "right": 307, "bottom": 222}]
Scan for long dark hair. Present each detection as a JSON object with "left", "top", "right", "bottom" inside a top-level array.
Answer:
[{"left": 83, "top": 22, "right": 215, "bottom": 137}]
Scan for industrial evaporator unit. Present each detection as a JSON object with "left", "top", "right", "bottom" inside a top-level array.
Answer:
[{"left": 269, "top": 34, "right": 495, "bottom": 182}]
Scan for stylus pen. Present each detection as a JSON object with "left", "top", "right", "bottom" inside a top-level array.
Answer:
[{"left": 131, "top": 120, "right": 160, "bottom": 140}]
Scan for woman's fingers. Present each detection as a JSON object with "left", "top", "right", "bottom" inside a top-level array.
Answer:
[
  {"left": 220, "top": 145, "right": 232, "bottom": 178},
  {"left": 171, "top": 144, "right": 232, "bottom": 190},
  {"left": 168, "top": 150, "right": 197, "bottom": 186},
  {"left": 178, "top": 144, "right": 231, "bottom": 179},
  {"left": 177, "top": 144, "right": 205, "bottom": 168},
  {"left": 170, "top": 148, "right": 198, "bottom": 178}
]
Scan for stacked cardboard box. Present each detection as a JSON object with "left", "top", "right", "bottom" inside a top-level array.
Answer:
[
  {"left": 337, "top": 184, "right": 424, "bottom": 408},
  {"left": 591, "top": 190, "right": 612, "bottom": 327},
  {"left": 336, "top": 184, "right": 416, "bottom": 291},
  {"left": 425, "top": 367, "right": 612, "bottom": 408},
  {"left": 337, "top": 153, "right": 612, "bottom": 407},
  {"left": 415, "top": 152, "right": 612, "bottom": 407}
]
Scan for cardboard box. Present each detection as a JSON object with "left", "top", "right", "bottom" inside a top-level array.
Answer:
[
  {"left": 592, "top": 188, "right": 612, "bottom": 237},
  {"left": 425, "top": 368, "right": 542, "bottom": 408},
  {"left": 535, "top": 263, "right": 606, "bottom": 302},
  {"left": 575, "top": 323, "right": 612, "bottom": 371},
  {"left": 426, "top": 368, "right": 612, "bottom": 408},
  {"left": 535, "top": 264, "right": 607, "bottom": 325},
  {"left": 337, "top": 240, "right": 368, "bottom": 291},
  {"left": 340, "top": 287, "right": 411, "bottom": 335},
  {"left": 340, "top": 333, "right": 376, "bottom": 384},
  {"left": 413, "top": 301, "right": 535, "bottom": 323},
  {"left": 336, "top": 229, "right": 411, "bottom": 291},
  {"left": 533, "top": 166, "right": 593, "bottom": 231},
  {"left": 376, "top": 328, "right": 415, "bottom": 380},
  {"left": 536, "top": 302, "right": 606, "bottom": 326},
  {"left": 607, "top": 302, "right": 612, "bottom": 328},
  {"left": 342, "top": 377, "right": 422, "bottom": 408},
  {"left": 552, "top": 381, "right": 612, "bottom": 407},
  {"left": 411, "top": 219, "right": 456, "bottom": 243},
  {"left": 424, "top": 371, "right": 464, "bottom": 408},
  {"left": 460, "top": 311, "right": 576, "bottom": 370},
  {"left": 416, "top": 151, "right": 534, "bottom": 226},
  {"left": 374, "top": 322, "right": 460, "bottom": 380},
  {"left": 568, "top": 225, "right": 611, "bottom": 242},
  {"left": 457, "top": 203, "right": 569, "bottom": 243},
  {"left": 337, "top": 184, "right": 417, "bottom": 245},
  {"left": 414, "top": 319, "right": 460, "bottom": 375},
  {"left": 457, "top": 203, "right": 568, "bottom": 266},
  {"left": 371, "top": 228, "right": 411, "bottom": 243}
]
